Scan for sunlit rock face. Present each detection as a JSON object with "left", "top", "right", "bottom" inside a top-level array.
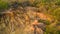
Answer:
[{"left": 0, "top": 6, "right": 53, "bottom": 34}]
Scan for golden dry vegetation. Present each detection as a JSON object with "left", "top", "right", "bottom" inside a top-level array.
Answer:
[{"left": 0, "top": 0, "right": 60, "bottom": 34}]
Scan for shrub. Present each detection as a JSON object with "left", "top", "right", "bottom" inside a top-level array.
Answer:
[{"left": 0, "top": 1, "right": 9, "bottom": 11}]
